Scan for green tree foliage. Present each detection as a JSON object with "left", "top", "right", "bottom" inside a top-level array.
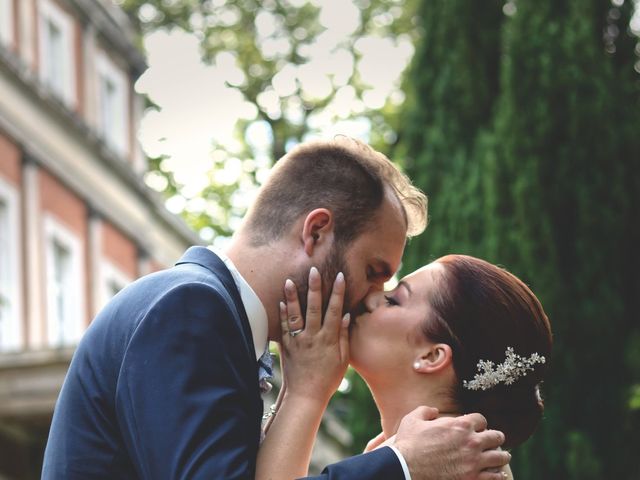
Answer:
[
  {"left": 334, "top": 369, "right": 380, "bottom": 451},
  {"left": 398, "top": 0, "right": 640, "bottom": 478},
  {"left": 116, "top": 0, "right": 418, "bottom": 239},
  {"left": 395, "top": 0, "right": 505, "bottom": 266}
]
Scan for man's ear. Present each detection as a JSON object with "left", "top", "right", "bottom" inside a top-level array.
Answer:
[
  {"left": 301, "top": 208, "right": 334, "bottom": 256},
  {"left": 412, "top": 343, "right": 453, "bottom": 374}
]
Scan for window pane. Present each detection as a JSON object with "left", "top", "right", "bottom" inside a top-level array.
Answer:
[
  {"left": 99, "top": 67, "right": 125, "bottom": 154},
  {"left": 47, "top": 19, "right": 64, "bottom": 94},
  {"left": 52, "top": 239, "right": 71, "bottom": 346},
  {"left": 100, "top": 76, "right": 115, "bottom": 137},
  {"left": 53, "top": 240, "right": 70, "bottom": 284}
]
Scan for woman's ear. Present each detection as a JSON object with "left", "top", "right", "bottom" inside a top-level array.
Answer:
[
  {"left": 412, "top": 343, "right": 453, "bottom": 374},
  {"left": 301, "top": 208, "right": 334, "bottom": 256}
]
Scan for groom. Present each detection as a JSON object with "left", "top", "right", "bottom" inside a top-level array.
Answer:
[{"left": 42, "top": 138, "right": 510, "bottom": 479}]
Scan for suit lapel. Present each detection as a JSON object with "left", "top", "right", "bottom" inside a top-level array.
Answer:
[{"left": 175, "top": 246, "right": 258, "bottom": 371}]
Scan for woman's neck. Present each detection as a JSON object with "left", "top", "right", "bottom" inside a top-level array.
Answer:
[{"left": 369, "top": 378, "right": 460, "bottom": 438}]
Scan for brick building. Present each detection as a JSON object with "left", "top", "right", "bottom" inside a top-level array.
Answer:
[{"left": 0, "top": 0, "right": 200, "bottom": 477}]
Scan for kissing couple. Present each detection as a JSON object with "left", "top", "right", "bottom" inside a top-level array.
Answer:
[{"left": 43, "top": 137, "right": 552, "bottom": 480}]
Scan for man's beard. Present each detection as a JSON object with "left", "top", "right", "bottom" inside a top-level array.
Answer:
[{"left": 290, "top": 243, "right": 352, "bottom": 321}]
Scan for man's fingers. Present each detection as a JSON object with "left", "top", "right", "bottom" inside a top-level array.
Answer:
[
  {"left": 406, "top": 405, "right": 439, "bottom": 421},
  {"left": 459, "top": 412, "right": 489, "bottom": 432},
  {"left": 476, "top": 429, "right": 506, "bottom": 451},
  {"left": 478, "top": 470, "right": 510, "bottom": 480},
  {"left": 323, "top": 272, "right": 346, "bottom": 335},
  {"left": 477, "top": 441, "right": 510, "bottom": 469}
]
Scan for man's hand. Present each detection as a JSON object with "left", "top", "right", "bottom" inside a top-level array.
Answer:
[{"left": 393, "top": 407, "right": 510, "bottom": 480}]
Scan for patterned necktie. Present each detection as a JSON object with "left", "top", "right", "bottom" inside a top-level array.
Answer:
[{"left": 257, "top": 344, "right": 273, "bottom": 395}]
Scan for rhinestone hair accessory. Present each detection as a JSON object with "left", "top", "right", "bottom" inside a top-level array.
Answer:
[{"left": 463, "top": 347, "right": 546, "bottom": 391}]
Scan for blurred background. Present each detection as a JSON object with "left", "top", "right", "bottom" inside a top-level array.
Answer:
[{"left": 0, "top": 0, "right": 638, "bottom": 478}]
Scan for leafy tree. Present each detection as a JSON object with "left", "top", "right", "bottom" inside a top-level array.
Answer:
[
  {"left": 117, "top": 0, "right": 418, "bottom": 239},
  {"left": 398, "top": 0, "right": 640, "bottom": 478}
]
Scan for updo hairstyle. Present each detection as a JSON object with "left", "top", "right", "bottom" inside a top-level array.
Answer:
[{"left": 422, "top": 255, "right": 553, "bottom": 448}]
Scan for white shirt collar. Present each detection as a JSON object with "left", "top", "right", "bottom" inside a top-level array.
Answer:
[{"left": 208, "top": 247, "right": 268, "bottom": 361}]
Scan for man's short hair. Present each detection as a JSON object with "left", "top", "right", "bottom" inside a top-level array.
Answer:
[{"left": 245, "top": 137, "right": 428, "bottom": 246}]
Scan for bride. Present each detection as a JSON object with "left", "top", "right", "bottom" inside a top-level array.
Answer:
[{"left": 256, "top": 254, "right": 552, "bottom": 480}]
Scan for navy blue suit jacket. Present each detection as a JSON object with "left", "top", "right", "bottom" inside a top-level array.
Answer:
[{"left": 42, "top": 247, "right": 403, "bottom": 479}]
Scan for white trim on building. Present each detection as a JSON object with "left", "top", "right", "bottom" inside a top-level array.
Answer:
[
  {"left": 0, "top": 177, "right": 23, "bottom": 351},
  {"left": 43, "top": 214, "right": 85, "bottom": 347},
  {"left": 38, "top": 0, "right": 76, "bottom": 108}
]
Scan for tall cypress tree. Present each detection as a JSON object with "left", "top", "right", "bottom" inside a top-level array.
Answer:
[
  {"left": 398, "top": 0, "right": 640, "bottom": 478},
  {"left": 493, "top": 1, "right": 640, "bottom": 478},
  {"left": 395, "top": 0, "right": 505, "bottom": 267}
]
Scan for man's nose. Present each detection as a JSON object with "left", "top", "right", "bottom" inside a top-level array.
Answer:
[{"left": 364, "top": 289, "right": 384, "bottom": 312}]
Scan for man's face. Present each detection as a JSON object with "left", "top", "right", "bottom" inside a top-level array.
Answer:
[
  {"left": 289, "top": 196, "right": 407, "bottom": 319},
  {"left": 339, "top": 199, "right": 407, "bottom": 315},
  {"left": 289, "top": 242, "right": 349, "bottom": 318}
]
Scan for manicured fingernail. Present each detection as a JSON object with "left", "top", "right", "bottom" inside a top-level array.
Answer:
[
  {"left": 285, "top": 279, "right": 295, "bottom": 291},
  {"left": 279, "top": 301, "right": 286, "bottom": 312},
  {"left": 310, "top": 266, "right": 319, "bottom": 280},
  {"left": 342, "top": 313, "right": 350, "bottom": 326},
  {"left": 335, "top": 272, "right": 344, "bottom": 283}
]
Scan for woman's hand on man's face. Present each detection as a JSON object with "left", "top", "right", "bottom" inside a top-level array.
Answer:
[{"left": 278, "top": 267, "right": 351, "bottom": 406}]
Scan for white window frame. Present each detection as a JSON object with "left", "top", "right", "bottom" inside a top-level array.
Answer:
[
  {"left": 38, "top": 0, "right": 76, "bottom": 107},
  {"left": 99, "top": 259, "right": 132, "bottom": 311},
  {"left": 44, "top": 214, "right": 85, "bottom": 347},
  {"left": 0, "top": 0, "right": 14, "bottom": 47},
  {"left": 0, "top": 178, "right": 23, "bottom": 351},
  {"left": 95, "top": 50, "right": 129, "bottom": 157}
]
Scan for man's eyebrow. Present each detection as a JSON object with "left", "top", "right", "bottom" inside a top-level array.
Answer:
[{"left": 398, "top": 280, "right": 412, "bottom": 296}]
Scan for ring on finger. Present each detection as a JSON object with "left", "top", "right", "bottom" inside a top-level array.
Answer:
[{"left": 289, "top": 328, "right": 304, "bottom": 337}]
